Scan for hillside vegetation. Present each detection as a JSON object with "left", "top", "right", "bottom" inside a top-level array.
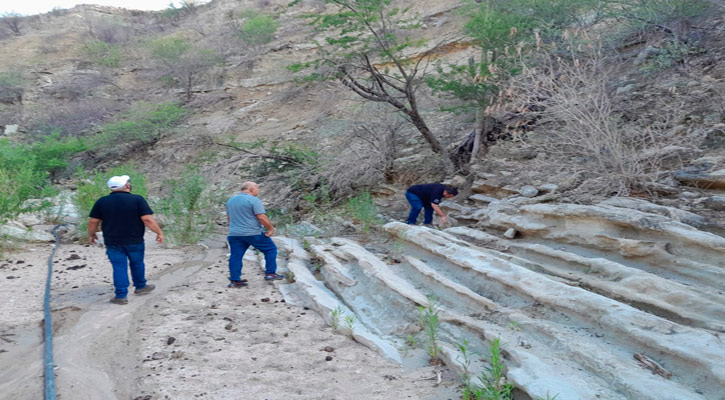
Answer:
[{"left": 1, "top": 0, "right": 724, "bottom": 235}]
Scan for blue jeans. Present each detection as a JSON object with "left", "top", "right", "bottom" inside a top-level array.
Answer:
[
  {"left": 105, "top": 243, "right": 147, "bottom": 298},
  {"left": 406, "top": 191, "right": 433, "bottom": 224},
  {"left": 227, "top": 234, "right": 278, "bottom": 281}
]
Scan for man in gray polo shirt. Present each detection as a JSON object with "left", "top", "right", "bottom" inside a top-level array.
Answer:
[{"left": 225, "top": 181, "right": 284, "bottom": 287}]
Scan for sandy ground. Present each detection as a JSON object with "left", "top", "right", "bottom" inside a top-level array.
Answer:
[{"left": 0, "top": 232, "right": 459, "bottom": 400}]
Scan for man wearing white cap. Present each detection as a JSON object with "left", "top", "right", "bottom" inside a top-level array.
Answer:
[{"left": 87, "top": 175, "right": 164, "bottom": 305}]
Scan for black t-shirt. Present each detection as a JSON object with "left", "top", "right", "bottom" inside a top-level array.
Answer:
[
  {"left": 407, "top": 183, "right": 446, "bottom": 206},
  {"left": 89, "top": 192, "right": 153, "bottom": 246}
]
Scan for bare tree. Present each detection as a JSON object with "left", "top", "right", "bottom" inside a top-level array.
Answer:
[
  {"left": 149, "top": 37, "right": 221, "bottom": 101},
  {"left": 293, "top": 0, "right": 459, "bottom": 174},
  {"left": 1, "top": 12, "right": 22, "bottom": 36},
  {"left": 322, "top": 107, "right": 406, "bottom": 197},
  {"left": 85, "top": 16, "right": 130, "bottom": 44}
]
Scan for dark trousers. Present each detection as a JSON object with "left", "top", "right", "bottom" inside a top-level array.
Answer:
[{"left": 405, "top": 191, "right": 433, "bottom": 224}]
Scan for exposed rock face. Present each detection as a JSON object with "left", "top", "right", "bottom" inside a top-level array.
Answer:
[
  {"left": 703, "top": 195, "right": 725, "bottom": 211},
  {"left": 599, "top": 197, "right": 707, "bottom": 228},
  {"left": 3, "top": 191, "right": 80, "bottom": 242},
  {"left": 281, "top": 199, "right": 725, "bottom": 400},
  {"left": 674, "top": 157, "right": 725, "bottom": 190}
]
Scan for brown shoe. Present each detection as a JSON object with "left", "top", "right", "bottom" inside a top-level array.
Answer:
[
  {"left": 110, "top": 297, "right": 128, "bottom": 305},
  {"left": 135, "top": 284, "right": 156, "bottom": 295}
]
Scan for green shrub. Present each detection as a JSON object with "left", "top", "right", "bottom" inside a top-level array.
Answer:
[
  {"left": 0, "top": 133, "right": 85, "bottom": 222},
  {"left": 239, "top": 11, "right": 279, "bottom": 45},
  {"left": 85, "top": 40, "right": 122, "bottom": 67},
  {"left": 0, "top": 71, "right": 24, "bottom": 104},
  {"left": 465, "top": 338, "right": 514, "bottom": 400},
  {"left": 0, "top": 156, "right": 53, "bottom": 221},
  {"left": 418, "top": 297, "right": 442, "bottom": 364},
  {"left": 149, "top": 37, "right": 190, "bottom": 61},
  {"left": 0, "top": 71, "right": 24, "bottom": 88},
  {"left": 155, "top": 167, "right": 221, "bottom": 245},
  {"left": 639, "top": 40, "right": 696, "bottom": 75},
  {"left": 31, "top": 131, "right": 86, "bottom": 181},
  {"left": 91, "top": 102, "right": 186, "bottom": 149},
  {"left": 231, "top": 139, "right": 319, "bottom": 176},
  {"left": 346, "top": 191, "right": 382, "bottom": 232}
]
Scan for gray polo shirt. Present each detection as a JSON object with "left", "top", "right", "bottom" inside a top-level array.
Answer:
[{"left": 226, "top": 193, "right": 266, "bottom": 236}]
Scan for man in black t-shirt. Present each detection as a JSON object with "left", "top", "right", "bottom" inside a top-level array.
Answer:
[
  {"left": 88, "top": 175, "right": 164, "bottom": 305},
  {"left": 405, "top": 183, "right": 458, "bottom": 225}
]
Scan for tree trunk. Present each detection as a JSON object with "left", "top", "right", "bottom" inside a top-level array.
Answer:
[
  {"left": 405, "top": 98, "right": 458, "bottom": 174},
  {"left": 185, "top": 72, "right": 193, "bottom": 102},
  {"left": 470, "top": 108, "right": 484, "bottom": 164}
]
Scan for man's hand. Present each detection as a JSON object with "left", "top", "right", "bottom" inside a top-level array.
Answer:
[
  {"left": 141, "top": 215, "right": 164, "bottom": 244},
  {"left": 440, "top": 215, "right": 448, "bottom": 225},
  {"left": 87, "top": 218, "right": 101, "bottom": 245},
  {"left": 256, "top": 214, "right": 275, "bottom": 237}
]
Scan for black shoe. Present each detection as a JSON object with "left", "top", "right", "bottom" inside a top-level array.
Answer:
[
  {"left": 264, "top": 273, "right": 285, "bottom": 281},
  {"left": 110, "top": 297, "right": 128, "bottom": 305},
  {"left": 228, "top": 280, "right": 248, "bottom": 288}
]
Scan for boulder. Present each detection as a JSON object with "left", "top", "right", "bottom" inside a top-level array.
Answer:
[
  {"left": 538, "top": 184, "right": 558, "bottom": 193},
  {"left": 469, "top": 194, "right": 498, "bottom": 206},
  {"left": 702, "top": 125, "right": 725, "bottom": 149},
  {"left": 519, "top": 185, "right": 539, "bottom": 198},
  {"left": 703, "top": 196, "right": 725, "bottom": 211},
  {"left": 600, "top": 197, "right": 707, "bottom": 228},
  {"left": 287, "top": 221, "right": 324, "bottom": 236},
  {"left": 471, "top": 180, "right": 518, "bottom": 198},
  {"left": 0, "top": 225, "right": 54, "bottom": 242},
  {"left": 3, "top": 124, "right": 19, "bottom": 135},
  {"left": 674, "top": 169, "right": 725, "bottom": 189}
]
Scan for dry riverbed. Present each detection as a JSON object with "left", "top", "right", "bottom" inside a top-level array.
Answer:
[{"left": 0, "top": 235, "right": 459, "bottom": 400}]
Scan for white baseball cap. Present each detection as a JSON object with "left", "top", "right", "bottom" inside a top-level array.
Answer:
[{"left": 107, "top": 175, "right": 130, "bottom": 191}]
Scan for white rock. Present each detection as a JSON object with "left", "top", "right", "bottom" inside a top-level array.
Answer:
[
  {"left": 519, "top": 185, "right": 539, "bottom": 198},
  {"left": 0, "top": 225, "right": 54, "bottom": 242},
  {"left": 538, "top": 184, "right": 558, "bottom": 193},
  {"left": 4, "top": 124, "right": 19, "bottom": 135}
]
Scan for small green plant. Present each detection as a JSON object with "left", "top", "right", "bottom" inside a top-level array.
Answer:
[
  {"left": 639, "top": 40, "right": 696, "bottom": 75},
  {"left": 458, "top": 339, "right": 475, "bottom": 398},
  {"left": 85, "top": 40, "right": 122, "bottom": 67},
  {"left": 343, "top": 315, "right": 355, "bottom": 332},
  {"left": 286, "top": 271, "right": 296, "bottom": 283},
  {"left": 0, "top": 70, "right": 25, "bottom": 103},
  {"left": 301, "top": 239, "right": 312, "bottom": 252},
  {"left": 238, "top": 10, "right": 279, "bottom": 45},
  {"left": 346, "top": 191, "right": 382, "bottom": 233},
  {"left": 155, "top": 167, "right": 221, "bottom": 245},
  {"left": 465, "top": 338, "right": 514, "bottom": 400},
  {"left": 406, "top": 334, "right": 418, "bottom": 348},
  {"left": 330, "top": 306, "right": 343, "bottom": 330},
  {"left": 418, "top": 296, "right": 442, "bottom": 365},
  {"left": 507, "top": 321, "right": 521, "bottom": 331}
]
